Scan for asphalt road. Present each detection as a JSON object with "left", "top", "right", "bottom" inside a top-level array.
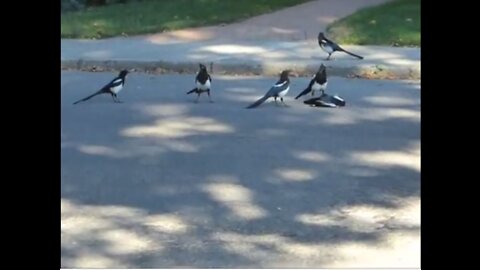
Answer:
[{"left": 61, "top": 71, "right": 420, "bottom": 268}]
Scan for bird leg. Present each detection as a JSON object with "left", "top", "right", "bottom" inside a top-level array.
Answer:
[
  {"left": 114, "top": 94, "right": 123, "bottom": 103},
  {"left": 112, "top": 94, "right": 121, "bottom": 103},
  {"left": 207, "top": 89, "right": 214, "bottom": 103}
]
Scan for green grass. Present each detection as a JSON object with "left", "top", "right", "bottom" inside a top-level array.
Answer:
[
  {"left": 326, "top": 0, "right": 420, "bottom": 46},
  {"left": 61, "top": 0, "right": 310, "bottom": 39}
]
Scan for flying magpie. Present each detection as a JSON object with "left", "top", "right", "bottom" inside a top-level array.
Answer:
[
  {"left": 318, "top": 32, "right": 363, "bottom": 60},
  {"left": 73, "top": 69, "right": 129, "bottom": 104},
  {"left": 187, "top": 63, "right": 213, "bottom": 103},
  {"left": 295, "top": 64, "right": 327, "bottom": 100},
  {"left": 246, "top": 70, "right": 293, "bottom": 109},
  {"left": 303, "top": 92, "right": 346, "bottom": 107}
]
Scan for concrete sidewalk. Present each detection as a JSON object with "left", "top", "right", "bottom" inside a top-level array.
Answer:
[
  {"left": 60, "top": 0, "right": 420, "bottom": 79},
  {"left": 134, "top": 0, "right": 390, "bottom": 43},
  {"left": 61, "top": 39, "right": 420, "bottom": 79}
]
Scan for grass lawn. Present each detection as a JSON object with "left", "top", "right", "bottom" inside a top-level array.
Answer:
[
  {"left": 61, "top": 0, "right": 311, "bottom": 39},
  {"left": 326, "top": 0, "right": 420, "bottom": 46}
]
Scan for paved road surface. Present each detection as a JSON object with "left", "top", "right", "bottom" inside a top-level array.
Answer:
[{"left": 61, "top": 71, "right": 420, "bottom": 268}]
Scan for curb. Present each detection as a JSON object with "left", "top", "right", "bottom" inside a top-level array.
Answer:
[{"left": 61, "top": 59, "right": 420, "bottom": 80}]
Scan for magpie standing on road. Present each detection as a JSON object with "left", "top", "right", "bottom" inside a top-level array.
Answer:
[
  {"left": 187, "top": 63, "right": 213, "bottom": 103},
  {"left": 73, "top": 69, "right": 129, "bottom": 104},
  {"left": 318, "top": 32, "right": 364, "bottom": 60},
  {"left": 295, "top": 64, "right": 327, "bottom": 99},
  {"left": 246, "top": 70, "right": 292, "bottom": 109}
]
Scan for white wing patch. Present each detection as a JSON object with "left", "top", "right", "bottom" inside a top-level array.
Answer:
[
  {"left": 320, "top": 101, "right": 337, "bottom": 107},
  {"left": 333, "top": 95, "right": 344, "bottom": 102},
  {"left": 112, "top": 78, "right": 123, "bottom": 85},
  {"left": 273, "top": 80, "right": 288, "bottom": 88}
]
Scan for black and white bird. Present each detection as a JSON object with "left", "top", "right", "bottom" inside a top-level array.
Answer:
[
  {"left": 303, "top": 92, "right": 346, "bottom": 108},
  {"left": 187, "top": 63, "right": 213, "bottom": 103},
  {"left": 246, "top": 70, "right": 292, "bottom": 109},
  {"left": 318, "top": 32, "right": 364, "bottom": 60},
  {"left": 295, "top": 64, "right": 327, "bottom": 100},
  {"left": 73, "top": 69, "right": 129, "bottom": 104}
]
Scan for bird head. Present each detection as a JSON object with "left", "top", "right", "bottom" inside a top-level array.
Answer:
[
  {"left": 318, "top": 32, "right": 325, "bottom": 39},
  {"left": 280, "top": 69, "right": 291, "bottom": 79},
  {"left": 279, "top": 69, "right": 298, "bottom": 80},
  {"left": 119, "top": 69, "right": 129, "bottom": 77},
  {"left": 199, "top": 63, "right": 207, "bottom": 71}
]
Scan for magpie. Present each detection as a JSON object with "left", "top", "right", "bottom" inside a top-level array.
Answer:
[
  {"left": 303, "top": 92, "right": 346, "bottom": 107},
  {"left": 246, "top": 70, "right": 292, "bottom": 109},
  {"left": 73, "top": 69, "right": 129, "bottom": 104},
  {"left": 187, "top": 63, "right": 213, "bottom": 103},
  {"left": 318, "top": 32, "right": 363, "bottom": 60},
  {"left": 295, "top": 64, "right": 327, "bottom": 100}
]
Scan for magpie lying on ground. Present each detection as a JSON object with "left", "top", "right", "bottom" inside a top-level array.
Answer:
[
  {"left": 246, "top": 70, "right": 293, "bottom": 109},
  {"left": 187, "top": 63, "right": 213, "bottom": 103},
  {"left": 295, "top": 64, "right": 327, "bottom": 99},
  {"left": 73, "top": 69, "right": 129, "bottom": 104},
  {"left": 318, "top": 32, "right": 364, "bottom": 60},
  {"left": 303, "top": 92, "right": 346, "bottom": 107}
]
